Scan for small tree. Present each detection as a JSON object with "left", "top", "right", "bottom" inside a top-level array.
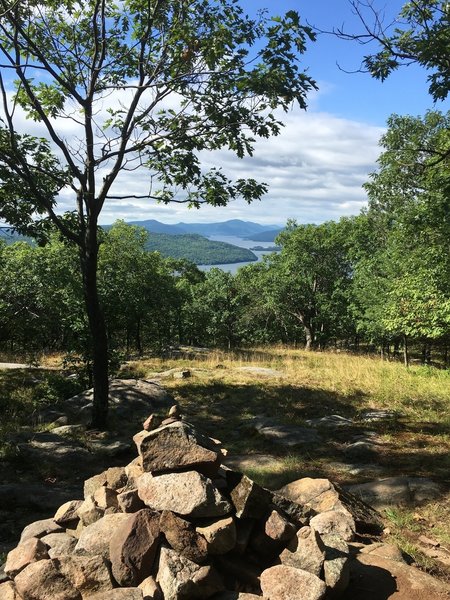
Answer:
[{"left": 0, "top": 0, "right": 316, "bottom": 428}]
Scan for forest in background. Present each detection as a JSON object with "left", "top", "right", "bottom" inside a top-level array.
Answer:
[{"left": 1, "top": 110, "right": 448, "bottom": 376}]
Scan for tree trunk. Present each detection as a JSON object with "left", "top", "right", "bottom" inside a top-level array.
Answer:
[
  {"left": 403, "top": 335, "right": 409, "bottom": 368},
  {"left": 80, "top": 226, "right": 109, "bottom": 430},
  {"left": 136, "top": 317, "right": 143, "bottom": 356},
  {"left": 304, "top": 325, "right": 314, "bottom": 351}
]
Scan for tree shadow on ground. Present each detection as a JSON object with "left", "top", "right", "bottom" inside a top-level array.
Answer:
[{"left": 172, "top": 380, "right": 450, "bottom": 489}]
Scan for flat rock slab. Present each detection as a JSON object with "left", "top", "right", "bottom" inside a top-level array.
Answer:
[
  {"left": 44, "top": 379, "right": 174, "bottom": 426},
  {"left": 305, "top": 415, "right": 353, "bottom": 428},
  {"left": 346, "top": 477, "right": 442, "bottom": 508},
  {"left": 245, "top": 415, "right": 321, "bottom": 447},
  {"left": 0, "top": 483, "right": 81, "bottom": 512},
  {"left": 341, "top": 548, "right": 450, "bottom": 600}
]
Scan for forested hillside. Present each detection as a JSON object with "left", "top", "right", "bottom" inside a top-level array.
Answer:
[
  {"left": 1, "top": 110, "right": 449, "bottom": 372},
  {"left": 144, "top": 232, "right": 257, "bottom": 264}
]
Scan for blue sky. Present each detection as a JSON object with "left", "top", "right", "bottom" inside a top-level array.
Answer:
[
  {"left": 2, "top": 1, "right": 448, "bottom": 227},
  {"left": 105, "top": 0, "right": 446, "bottom": 226}
]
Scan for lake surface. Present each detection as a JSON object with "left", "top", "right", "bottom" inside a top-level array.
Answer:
[{"left": 198, "top": 235, "right": 278, "bottom": 274}]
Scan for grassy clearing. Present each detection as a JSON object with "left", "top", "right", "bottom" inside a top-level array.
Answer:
[
  {"left": 1, "top": 346, "right": 449, "bottom": 578},
  {"left": 121, "top": 347, "right": 450, "bottom": 579}
]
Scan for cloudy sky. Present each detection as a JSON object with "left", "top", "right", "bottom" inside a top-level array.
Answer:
[
  {"left": 2, "top": 0, "right": 448, "bottom": 227},
  {"left": 102, "top": 0, "right": 447, "bottom": 225}
]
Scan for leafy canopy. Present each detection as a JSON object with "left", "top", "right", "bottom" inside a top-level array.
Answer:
[{"left": 0, "top": 0, "right": 317, "bottom": 239}]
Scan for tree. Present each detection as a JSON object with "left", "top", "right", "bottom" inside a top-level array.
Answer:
[
  {"left": 0, "top": 0, "right": 317, "bottom": 428},
  {"left": 99, "top": 221, "right": 177, "bottom": 354},
  {"left": 353, "top": 111, "right": 450, "bottom": 362},
  {"left": 337, "top": 0, "right": 450, "bottom": 101},
  {"left": 263, "top": 220, "right": 353, "bottom": 350}
]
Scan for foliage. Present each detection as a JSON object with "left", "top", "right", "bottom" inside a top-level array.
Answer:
[
  {"left": 341, "top": 0, "right": 450, "bottom": 101},
  {"left": 354, "top": 111, "right": 450, "bottom": 349},
  {"left": 0, "top": 0, "right": 317, "bottom": 427},
  {"left": 145, "top": 233, "right": 257, "bottom": 264}
]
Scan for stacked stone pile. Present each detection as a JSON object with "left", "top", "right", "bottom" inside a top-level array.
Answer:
[{"left": 1, "top": 407, "right": 383, "bottom": 600}]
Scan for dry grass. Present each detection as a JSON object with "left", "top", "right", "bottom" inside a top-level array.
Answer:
[{"left": 121, "top": 347, "right": 450, "bottom": 579}]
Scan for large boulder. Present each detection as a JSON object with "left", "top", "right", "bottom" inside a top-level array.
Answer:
[
  {"left": 137, "top": 471, "right": 231, "bottom": 518},
  {"left": 109, "top": 509, "right": 161, "bottom": 587},
  {"left": 260, "top": 565, "right": 327, "bottom": 600},
  {"left": 135, "top": 421, "right": 223, "bottom": 477}
]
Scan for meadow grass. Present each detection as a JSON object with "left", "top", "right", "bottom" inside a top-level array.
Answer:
[
  {"left": 122, "top": 347, "right": 450, "bottom": 578},
  {"left": 1, "top": 346, "right": 449, "bottom": 577}
]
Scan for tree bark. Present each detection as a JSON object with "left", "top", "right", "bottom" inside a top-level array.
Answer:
[
  {"left": 403, "top": 335, "right": 409, "bottom": 368},
  {"left": 304, "top": 325, "right": 314, "bottom": 351},
  {"left": 80, "top": 224, "right": 109, "bottom": 430}
]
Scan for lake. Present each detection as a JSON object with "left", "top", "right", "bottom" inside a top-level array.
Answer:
[{"left": 198, "top": 235, "right": 278, "bottom": 274}]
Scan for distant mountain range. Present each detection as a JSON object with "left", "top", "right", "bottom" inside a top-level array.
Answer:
[
  {"left": 1, "top": 219, "right": 284, "bottom": 265},
  {"left": 127, "top": 219, "right": 283, "bottom": 239}
]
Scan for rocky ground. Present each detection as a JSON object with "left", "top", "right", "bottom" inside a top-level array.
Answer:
[{"left": 0, "top": 377, "right": 449, "bottom": 599}]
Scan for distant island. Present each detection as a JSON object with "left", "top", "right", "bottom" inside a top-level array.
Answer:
[
  {"left": 146, "top": 233, "right": 257, "bottom": 265},
  {"left": 1, "top": 219, "right": 284, "bottom": 266},
  {"left": 249, "top": 245, "right": 281, "bottom": 252}
]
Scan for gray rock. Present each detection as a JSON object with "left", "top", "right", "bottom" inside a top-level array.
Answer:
[
  {"left": 54, "top": 554, "right": 114, "bottom": 594},
  {"left": 19, "top": 518, "right": 64, "bottom": 543},
  {"left": 14, "top": 559, "right": 82, "bottom": 600},
  {"left": 137, "top": 471, "right": 231, "bottom": 518},
  {"left": 51, "top": 425, "right": 86, "bottom": 437},
  {"left": 226, "top": 471, "right": 271, "bottom": 519},
  {"left": 157, "top": 546, "right": 224, "bottom": 600},
  {"left": 196, "top": 516, "right": 237, "bottom": 555},
  {"left": 0, "top": 581, "right": 19, "bottom": 599},
  {"left": 280, "top": 526, "right": 326, "bottom": 577},
  {"left": 305, "top": 415, "right": 353, "bottom": 428},
  {"left": 5, "top": 537, "right": 49, "bottom": 578},
  {"left": 359, "top": 409, "right": 399, "bottom": 422},
  {"left": 138, "top": 576, "right": 162, "bottom": 600},
  {"left": 84, "top": 467, "right": 128, "bottom": 498},
  {"left": 346, "top": 476, "right": 412, "bottom": 508},
  {"left": 251, "top": 420, "right": 321, "bottom": 447},
  {"left": 322, "top": 534, "right": 350, "bottom": 598},
  {"left": 77, "top": 496, "right": 104, "bottom": 526},
  {"left": 74, "top": 513, "right": 130, "bottom": 558},
  {"left": 54, "top": 500, "right": 83, "bottom": 526},
  {"left": 310, "top": 510, "right": 355, "bottom": 542},
  {"left": 278, "top": 477, "right": 382, "bottom": 535},
  {"left": 117, "top": 489, "right": 146, "bottom": 513},
  {"left": 41, "top": 533, "right": 78, "bottom": 558},
  {"left": 135, "top": 421, "right": 222, "bottom": 477},
  {"left": 260, "top": 565, "right": 327, "bottom": 600},
  {"left": 93, "top": 486, "right": 118, "bottom": 510},
  {"left": 251, "top": 509, "right": 297, "bottom": 555}
]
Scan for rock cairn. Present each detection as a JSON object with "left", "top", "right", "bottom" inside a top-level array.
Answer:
[{"left": 1, "top": 406, "right": 383, "bottom": 600}]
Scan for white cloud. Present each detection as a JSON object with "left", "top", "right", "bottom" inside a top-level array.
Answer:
[{"left": 1, "top": 87, "right": 384, "bottom": 227}]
